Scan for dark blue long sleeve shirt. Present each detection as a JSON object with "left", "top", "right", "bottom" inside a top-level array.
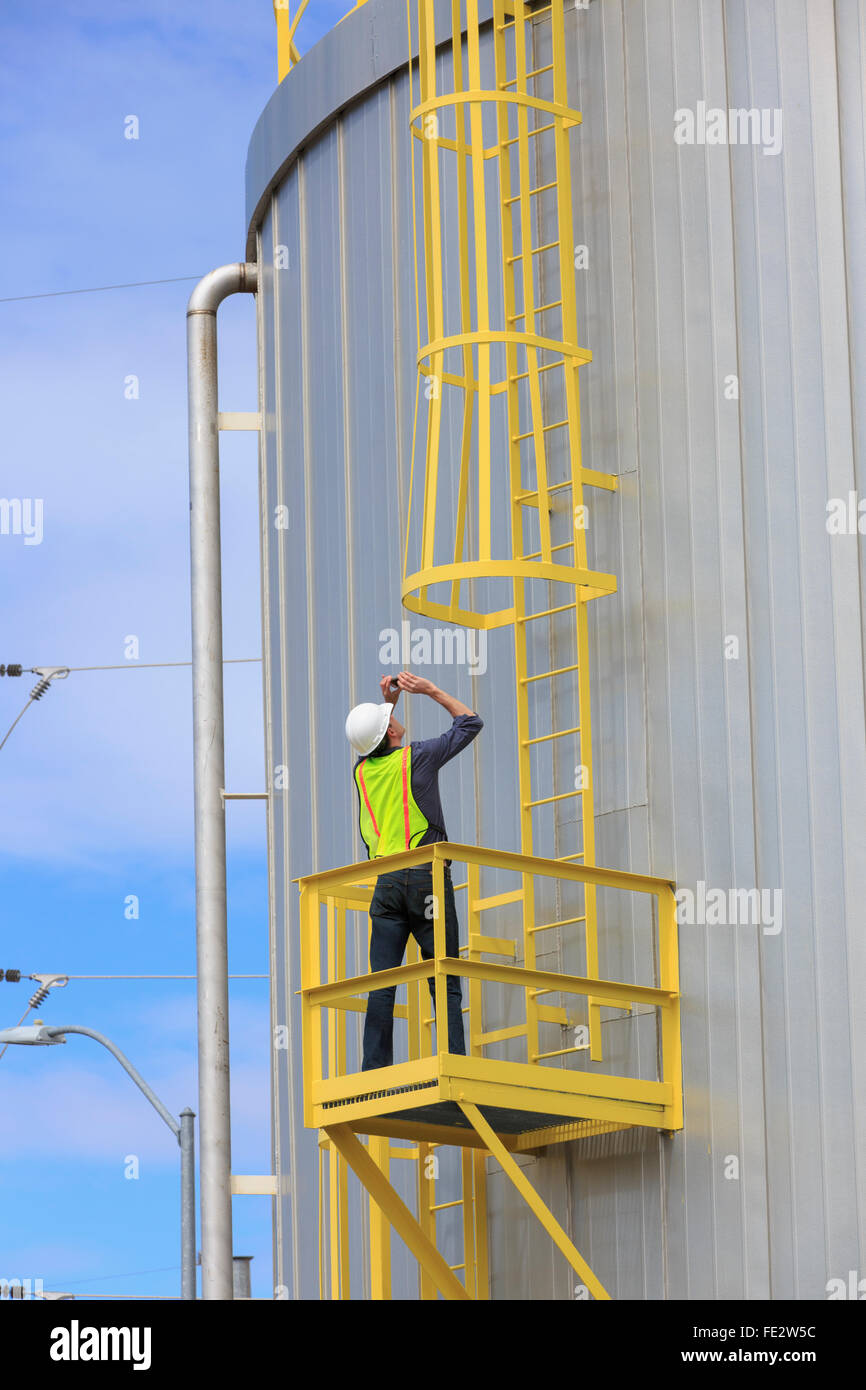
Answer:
[
  {"left": 408, "top": 711, "right": 483, "bottom": 846},
  {"left": 353, "top": 711, "right": 483, "bottom": 856}
]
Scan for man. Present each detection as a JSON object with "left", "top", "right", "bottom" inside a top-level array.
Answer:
[{"left": 344, "top": 670, "right": 483, "bottom": 1070}]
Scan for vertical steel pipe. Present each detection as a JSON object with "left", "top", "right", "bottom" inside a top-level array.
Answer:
[{"left": 186, "top": 262, "right": 258, "bottom": 1300}]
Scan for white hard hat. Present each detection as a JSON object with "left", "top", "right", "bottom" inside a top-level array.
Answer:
[{"left": 345, "top": 702, "right": 392, "bottom": 757}]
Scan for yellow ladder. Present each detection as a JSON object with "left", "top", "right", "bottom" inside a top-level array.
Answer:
[
  {"left": 411, "top": 932, "right": 489, "bottom": 1299},
  {"left": 491, "top": 0, "right": 608, "bottom": 1063},
  {"left": 398, "top": 0, "right": 618, "bottom": 1293},
  {"left": 417, "top": 1138, "right": 489, "bottom": 1300}
]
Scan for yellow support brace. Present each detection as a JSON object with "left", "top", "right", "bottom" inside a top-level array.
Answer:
[
  {"left": 368, "top": 1136, "right": 392, "bottom": 1299},
  {"left": 324, "top": 1124, "right": 471, "bottom": 1301},
  {"left": 457, "top": 1102, "right": 611, "bottom": 1299}
]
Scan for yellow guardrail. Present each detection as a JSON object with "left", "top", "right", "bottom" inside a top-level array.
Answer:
[{"left": 297, "top": 841, "right": 683, "bottom": 1135}]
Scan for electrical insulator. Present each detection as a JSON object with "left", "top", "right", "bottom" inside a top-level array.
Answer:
[
  {"left": 29, "top": 677, "right": 52, "bottom": 701},
  {"left": 0, "top": 665, "right": 23, "bottom": 677},
  {"left": 2, "top": 969, "right": 21, "bottom": 982},
  {"left": 28, "top": 982, "right": 52, "bottom": 1008}
]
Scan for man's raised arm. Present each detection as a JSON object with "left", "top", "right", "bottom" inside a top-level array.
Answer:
[{"left": 395, "top": 671, "right": 477, "bottom": 717}]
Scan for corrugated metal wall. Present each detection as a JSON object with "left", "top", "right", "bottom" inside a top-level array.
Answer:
[{"left": 252, "top": 0, "right": 866, "bottom": 1299}]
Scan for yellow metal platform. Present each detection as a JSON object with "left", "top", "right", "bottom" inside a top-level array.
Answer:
[
  {"left": 299, "top": 843, "right": 681, "bottom": 1138},
  {"left": 297, "top": 842, "right": 682, "bottom": 1299}
]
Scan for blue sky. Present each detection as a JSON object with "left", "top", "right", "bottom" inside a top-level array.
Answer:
[{"left": 0, "top": 0, "right": 346, "bottom": 1302}]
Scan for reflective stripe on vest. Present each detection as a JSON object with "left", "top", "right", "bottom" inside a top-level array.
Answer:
[
  {"left": 356, "top": 759, "right": 380, "bottom": 838},
  {"left": 400, "top": 746, "right": 410, "bottom": 848},
  {"left": 353, "top": 746, "right": 428, "bottom": 859}
]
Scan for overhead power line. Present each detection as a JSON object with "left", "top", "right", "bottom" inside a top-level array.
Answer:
[
  {"left": 0, "top": 275, "right": 204, "bottom": 304},
  {"left": 2, "top": 971, "right": 267, "bottom": 981},
  {"left": 0, "top": 658, "right": 261, "bottom": 753},
  {"left": 64, "top": 658, "right": 261, "bottom": 672},
  {"left": 53, "top": 1265, "right": 181, "bottom": 1287},
  {"left": 0, "top": 668, "right": 65, "bottom": 751},
  {"left": 0, "top": 972, "right": 267, "bottom": 1063},
  {"left": 0, "top": 1001, "right": 40, "bottom": 1061},
  {"left": 0, "top": 697, "right": 36, "bottom": 753}
]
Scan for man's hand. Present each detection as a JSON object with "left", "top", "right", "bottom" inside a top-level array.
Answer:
[
  {"left": 396, "top": 672, "right": 476, "bottom": 719},
  {"left": 380, "top": 674, "right": 401, "bottom": 705},
  {"left": 395, "top": 671, "right": 437, "bottom": 696}
]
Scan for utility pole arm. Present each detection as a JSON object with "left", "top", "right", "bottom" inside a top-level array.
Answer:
[{"left": 44, "top": 1025, "right": 179, "bottom": 1137}]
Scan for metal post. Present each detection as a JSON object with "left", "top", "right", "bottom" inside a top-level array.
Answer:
[
  {"left": 180, "top": 1108, "right": 197, "bottom": 1301},
  {"left": 187, "top": 263, "right": 258, "bottom": 1300}
]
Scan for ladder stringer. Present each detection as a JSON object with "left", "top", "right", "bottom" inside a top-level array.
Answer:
[
  {"left": 457, "top": 1101, "right": 612, "bottom": 1300},
  {"left": 323, "top": 1122, "right": 472, "bottom": 1301}
]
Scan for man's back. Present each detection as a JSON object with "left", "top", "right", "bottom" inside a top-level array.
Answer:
[
  {"left": 353, "top": 709, "right": 483, "bottom": 859},
  {"left": 343, "top": 672, "right": 483, "bottom": 1069}
]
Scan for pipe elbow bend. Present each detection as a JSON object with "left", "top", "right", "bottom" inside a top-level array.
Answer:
[{"left": 187, "top": 263, "right": 258, "bottom": 315}]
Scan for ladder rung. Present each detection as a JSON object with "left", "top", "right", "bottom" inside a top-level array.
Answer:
[
  {"left": 504, "top": 179, "right": 557, "bottom": 205},
  {"left": 520, "top": 661, "right": 580, "bottom": 685},
  {"left": 511, "top": 417, "right": 567, "bottom": 442},
  {"left": 556, "top": 853, "right": 585, "bottom": 862},
  {"left": 524, "top": 788, "right": 583, "bottom": 808},
  {"left": 477, "top": 1023, "right": 529, "bottom": 1045},
  {"left": 502, "top": 125, "right": 556, "bottom": 152},
  {"left": 449, "top": 1264, "right": 467, "bottom": 1272},
  {"left": 500, "top": 63, "right": 553, "bottom": 87},
  {"left": 528, "top": 914, "right": 587, "bottom": 933},
  {"left": 475, "top": 888, "right": 525, "bottom": 910},
  {"left": 431, "top": 1199, "right": 463, "bottom": 1212},
  {"left": 533, "top": 1045, "right": 589, "bottom": 1060},
  {"left": 521, "top": 724, "right": 581, "bottom": 745},
  {"left": 507, "top": 301, "right": 562, "bottom": 324},
  {"left": 516, "top": 480, "right": 573, "bottom": 501},
  {"left": 512, "top": 362, "right": 563, "bottom": 385},
  {"left": 520, "top": 540, "right": 574, "bottom": 560},
  {"left": 516, "top": 603, "right": 578, "bottom": 625}
]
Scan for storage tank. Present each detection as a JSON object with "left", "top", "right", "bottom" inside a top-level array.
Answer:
[{"left": 243, "top": 0, "right": 866, "bottom": 1299}]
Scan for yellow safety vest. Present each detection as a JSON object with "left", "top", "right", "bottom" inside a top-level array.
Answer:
[{"left": 354, "top": 746, "right": 429, "bottom": 858}]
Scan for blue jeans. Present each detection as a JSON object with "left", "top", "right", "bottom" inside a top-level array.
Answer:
[{"left": 362, "top": 864, "right": 466, "bottom": 1070}]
